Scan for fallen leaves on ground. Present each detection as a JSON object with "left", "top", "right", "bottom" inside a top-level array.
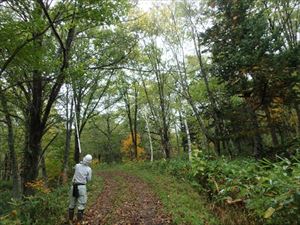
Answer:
[{"left": 82, "top": 171, "right": 173, "bottom": 225}]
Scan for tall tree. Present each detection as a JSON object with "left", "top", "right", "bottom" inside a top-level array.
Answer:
[
  {"left": 119, "top": 78, "right": 139, "bottom": 160},
  {"left": 0, "top": 89, "right": 21, "bottom": 198},
  {"left": 0, "top": 0, "right": 130, "bottom": 194}
]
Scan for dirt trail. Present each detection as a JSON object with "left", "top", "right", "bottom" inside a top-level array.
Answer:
[{"left": 82, "top": 171, "right": 173, "bottom": 225}]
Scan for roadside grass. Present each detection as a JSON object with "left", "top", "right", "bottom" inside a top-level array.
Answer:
[
  {"left": 96, "top": 163, "right": 220, "bottom": 225},
  {"left": 85, "top": 168, "right": 105, "bottom": 209}
]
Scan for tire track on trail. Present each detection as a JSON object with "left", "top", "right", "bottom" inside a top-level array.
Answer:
[{"left": 83, "top": 171, "right": 173, "bottom": 225}]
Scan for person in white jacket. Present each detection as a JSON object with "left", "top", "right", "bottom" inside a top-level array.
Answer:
[{"left": 68, "top": 154, "right": 92, "bottom": 223}]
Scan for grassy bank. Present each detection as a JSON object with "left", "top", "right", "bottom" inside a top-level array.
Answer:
[{"left": 121, "top": 154, "right": 300, "bottom": 225}]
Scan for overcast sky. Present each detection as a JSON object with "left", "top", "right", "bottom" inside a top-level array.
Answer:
[{"left": 137, "top": 0, "right": 172, "bottom": 11}]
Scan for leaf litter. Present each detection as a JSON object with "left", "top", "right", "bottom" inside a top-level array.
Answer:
[{"left": 82, "top": 171, "right": 173, "bottom": 225}]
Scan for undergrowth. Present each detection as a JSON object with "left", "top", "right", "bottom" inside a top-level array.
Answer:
[
  {"left": 0, "top": 165, "right": 103, "bottom": 225},
  {"left": 134, "top": 152, "right": 300, "bottom": 225},
  {"left": 1, "top": 156, "right": 299, "bottom": 225}
]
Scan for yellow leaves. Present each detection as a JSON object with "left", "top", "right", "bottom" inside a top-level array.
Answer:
[
  {"left": 92, "top": 159, "right": 100, "bottom": 165},
  {"left": 137, "top": 146, "right": 145, "bottom": 159},
  {"left": 269, "top": 97, "right": 284, "bottom": 121},
  {"left": 121, "top": 134, "right": 134, "bottom": 152},
  {"left": 10, "top": 210, "right": 17, "bottom": 217},
  {"left": 273, "top": 97, "right": 283, "bottom": 105},
  {"left": 25, "top": 179, "right": 50, "bottom": 194},
  {"left": 239, "top": 68, "right": 247, "bottom": 75},
  {"left": 121, "top": 133, "right": 145, "bottom": 161},
  {"left": 270, "top": 107, "right": 284, "bottom": 115},
  {"left": 264, "top": 207, "right": 275, "bottom": 219}
]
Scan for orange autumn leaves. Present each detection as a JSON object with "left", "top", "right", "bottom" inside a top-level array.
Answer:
[
  {"left": 25, "top": 179, "right": 50, "bottom": 194},
  {"left": 121, "top": 133, "right": 145, "bottom": 161}
]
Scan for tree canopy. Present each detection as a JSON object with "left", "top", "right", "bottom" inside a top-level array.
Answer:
[{"left": 0, "top": 0, "right": 299, "bottom": 209}]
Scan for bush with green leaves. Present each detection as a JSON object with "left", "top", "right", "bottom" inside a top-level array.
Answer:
[
  {"left": 0, "top": 189, "right": 13, "bottom": 216},
  {"left": 142, "top": 152, "right": 300, "bottom": 225},
  {"left": 0, "top": 164, "right": 104, "bottom": 225},
  {"left": 0, "top": 185, "right": 69, "bottom": 225},
  {"left": 193, "top": 151, "right": 300, "bottom": 224}
]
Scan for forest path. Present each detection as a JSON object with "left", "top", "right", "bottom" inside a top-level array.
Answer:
[{"left": 82, "top": 171, "right": 173, "bottom": 225}]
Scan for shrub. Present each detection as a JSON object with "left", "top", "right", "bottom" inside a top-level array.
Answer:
[
  {"left": 191, "top": 152, "right": 300, "bottom": 225},
  {"left": 1, "top": 185, "right": 69, "bottom": 225},
  {"left": 142, "top": 152, "right": 300, "bottom": 225},
  {"left": 0, "top": 190, "right": 13, "bottom": 216}
]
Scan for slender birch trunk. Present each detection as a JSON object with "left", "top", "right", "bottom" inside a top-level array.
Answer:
[
  {"left": 183, "top": 116, "right": 192, "bottom": 161},
  {"left": 143, "top": 111, "right": 154, "bottom": 162}
]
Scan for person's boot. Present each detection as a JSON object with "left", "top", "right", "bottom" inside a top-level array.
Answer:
[
  {"left": 68, "top": 208, "right": 74, "bottom": 223},
  {"left": 76, "top": 209, "right": 84, "bottom": 224}
]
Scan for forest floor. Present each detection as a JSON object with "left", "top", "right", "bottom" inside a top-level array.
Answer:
[
  {"left": 82, "top": 171, "right": 173, "bottom": 225},
  {"left": 75, "top": 164, "right": 220, "bottom": 225}
]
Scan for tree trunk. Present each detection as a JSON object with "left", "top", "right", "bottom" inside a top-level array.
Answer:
[
  {"left": 249, "top": 107, "right": 263, "bottom": 158},
  {"left": 22, "top": 70, "right": 43, "bottom": 195},
  {"left": 106, "top": 115, "right": 113, "bottom": 154},
  {"left": 186, "top": 96, "right": 216, "bottom": 149},
  {"left": 152, "top": 54, "right": 171, "bottom": 159},
  {"left": 162, "top": 120, "right": 171, "bottom": 159},
  {"left": 141, "top": 72, "right": 168, "bottom": 158},
  {"left": 143, "top": 112, "right": 154, "bottom": 162},
  {"left": 123, "top": 83, "right": 138, "bottom": 160},
  {"left": 74, "top": 93, "right": 82, "bottom": 163},
  {"left": 133, "top": 83, "right": 138, "bottom": 159},
  {"left": 20, "top": 13, "right": 75, "bottom": 195},
  {"left": 170, "top": 46, "right": 216, "bottom": 154},
  {"left": 214, "top": 128, "right": 221, "bottom": 156},
  {"left": 0, "top": 92, "right": 21, "bottom": 198},
  {"left": 61, "top": 88, "right": 73, "bottom": 184},
  {"left": 264, "top": 105, "right": 279, "bottom": 147},
  {"left": 174, "top": 122, "right": 180, "bottom": 156},
  {"left": 3, "top": 153, "right": 10, "bottom": 181},
  {"left": 22, "top": 132, "right": 42, "bottom": 195},
  {"left": 74, "top": 130, "right": 80, "bottom": 163},
  {"left": 223, "top": 139, "right": 232, "bottom": 158},
  {"left": 41, "top": 155, "right": 48, "bottom": 185},
  {"left": 158, "top": 80, "right": 171, "bottom": 159},
  {"left": 278, "top": 127, "right": 285, "bottom": 145},
  {"left": 295, "top": 103, "right": 300, "bottom": 136},
  {"left": 234, "top": 137, "right": 242, "bottom": 154},
  {"left": 189, "top": 17, "right": 225, "bottom": 156},
  {"left": 183, "top": 116, "right": 192, "bottom": 161},
  {"left": 179, "top": 111, "right": 187, "bottom": 153}
]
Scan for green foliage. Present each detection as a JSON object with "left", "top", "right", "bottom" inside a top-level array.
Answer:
[
  {"left": 0, "top": 189, "right": 13, "bottom": 216},
  {"left": 128, "top": 146, "right": 299, "bottom": 224},
  {"left": 0, "top": 164, "right": 104, "bottom": 225},
  {"left": 192, "top": 152, "right": 300, "bottom": 224},
  {"left": 147, "top": 154, "right": 300, "bottom": 224},
  {"left": 0, "top": 185, "right": 68, "bottom": 225},
  {"left": 249, "top": 157, "right": 300, "bottom": 224}
]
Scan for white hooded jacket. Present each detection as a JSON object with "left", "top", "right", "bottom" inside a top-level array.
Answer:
[{"left": 72, "top": 155, "right": 92, "bottom": 184}]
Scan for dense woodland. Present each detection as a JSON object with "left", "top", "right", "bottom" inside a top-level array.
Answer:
[{"left": 0, "top": 0, "right": 299, "bottom": 224}]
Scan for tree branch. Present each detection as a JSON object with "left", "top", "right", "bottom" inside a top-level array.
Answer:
[{"left": 0, "top": 24, "right": 51, "bottom": 77}]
